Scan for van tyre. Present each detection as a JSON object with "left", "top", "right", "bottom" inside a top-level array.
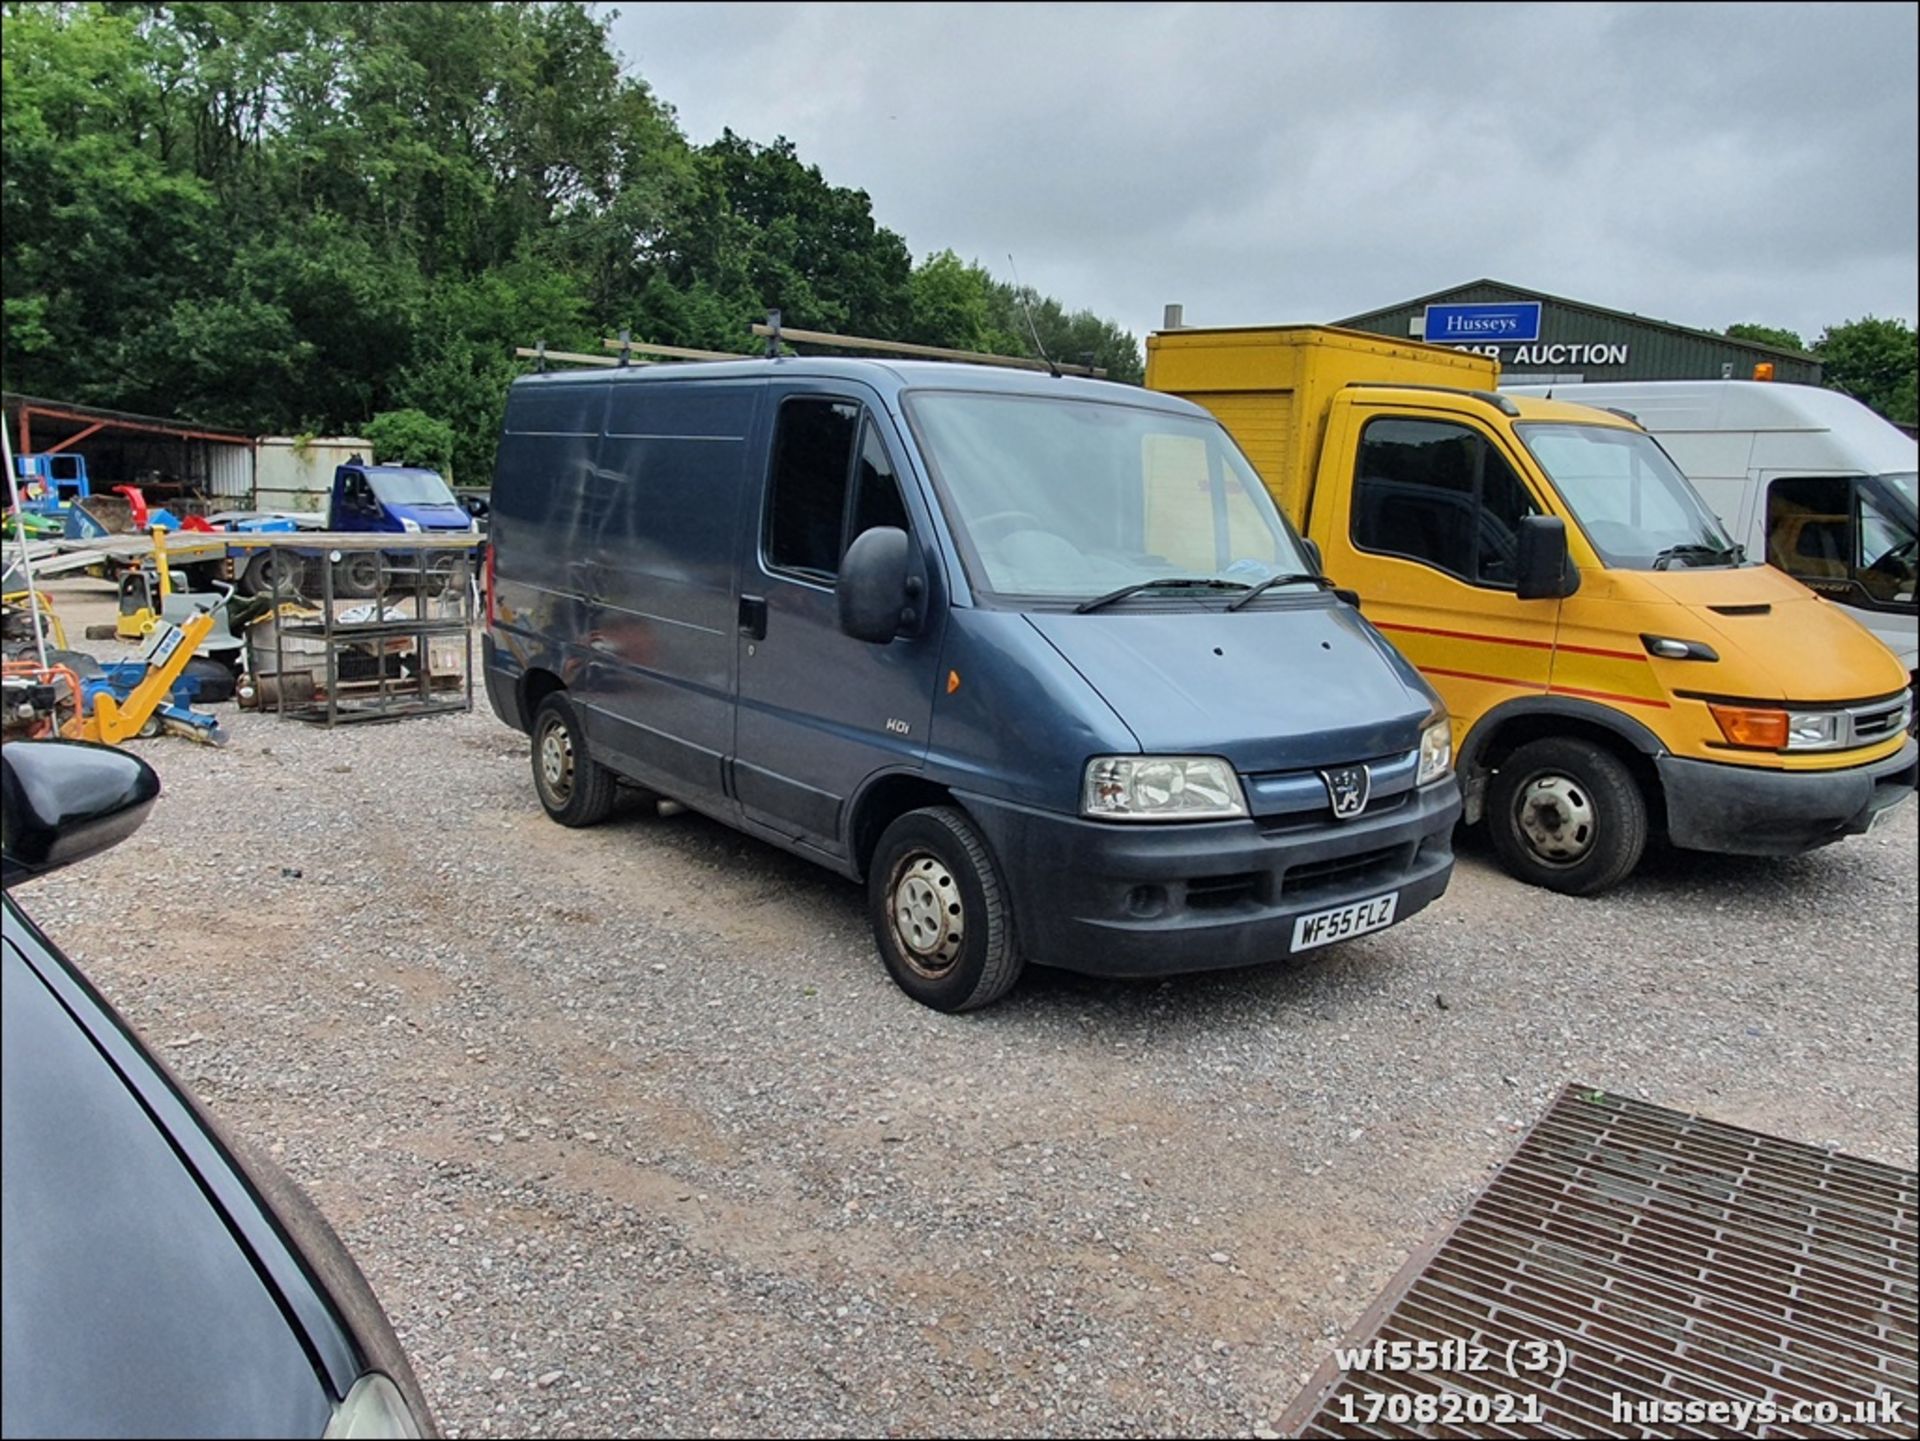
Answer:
[
  {"left": 1488, "top": 736, "right": 1647, "bottom": 896},
  {"left": 531, "top": 693, "right": 618, "bottom": 827},
  {"left": 869, "top": 806, "right": 1023, "bottom": 1012}
]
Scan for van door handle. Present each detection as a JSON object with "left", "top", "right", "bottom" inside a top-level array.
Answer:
[{"left": 738, "top": 594, "right": 768, "bottom": 641}]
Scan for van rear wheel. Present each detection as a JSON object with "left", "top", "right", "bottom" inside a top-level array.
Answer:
[
  {"left": 531, "top": 693, "right": 618, "bottom": 827},
  {"left": 1488, "top": 736, "right": 1646, "bottom": 896},
  {"left": 868, "top": 807, "right": 1023, "bottom": 1012}
]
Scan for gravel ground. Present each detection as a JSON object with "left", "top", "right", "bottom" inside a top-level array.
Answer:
[{"left": 14, "top": 582, "right": 1919, "bottom": 1438}]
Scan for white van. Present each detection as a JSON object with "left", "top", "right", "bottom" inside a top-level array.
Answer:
[{"left": 1506, "top": 381, "right": 1918, "bottom": 681}]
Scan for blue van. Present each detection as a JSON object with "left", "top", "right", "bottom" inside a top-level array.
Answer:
[{"left": 483, "top": 359, "right": 1461, "bottom": 1010}]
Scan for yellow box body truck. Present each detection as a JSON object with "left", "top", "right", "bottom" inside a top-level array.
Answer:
[{"left": 1148, "top": 324, "right": 1915, "bottom": 894}]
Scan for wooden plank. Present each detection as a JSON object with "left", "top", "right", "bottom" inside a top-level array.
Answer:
[
  {"left": 748, "top": 323, "right": 1105, "bottom": 378},
  {"left": 599, "top": 337, "right": 742, "bottom": 362},
  {"left": 512, "top": 346, "right": 622, "bottom": 368}
]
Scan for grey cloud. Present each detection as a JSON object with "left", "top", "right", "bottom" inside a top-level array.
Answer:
[{"left": 612, "top": 1, "right": 1918, "bottom": 343}]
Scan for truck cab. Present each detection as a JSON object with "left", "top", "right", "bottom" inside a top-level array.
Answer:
[
  {"left": 1503, "top": 380, "right": 1917, "bottom": 694},
  {"left": 1150, "top": 326, "right": 1916, "bottom": 895},
  {"left": 328, "top": 460, "right": 472, "bottom": 535}
]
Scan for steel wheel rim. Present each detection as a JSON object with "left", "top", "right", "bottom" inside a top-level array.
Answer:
[
  {"left": 538, "top": 719, "right": 574, "bottom": 803},
  {"left": 888, "top": 851, "right": 965, "bottom": 979},
  {"left": 1515, "top": 772, "right": 1595, "bottom": 864}
]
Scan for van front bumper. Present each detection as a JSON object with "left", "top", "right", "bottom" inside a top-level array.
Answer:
[
  {"left": 958, "top": 782, "right": 1460, "bottom": 978},
  {"left": 1656, "top": 738, "right": 1918, "bottom": 856}
]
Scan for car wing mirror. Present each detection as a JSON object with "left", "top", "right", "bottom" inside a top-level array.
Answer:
[
  {"left": 1, "top": 741, "right": 161, "bottom": 887},
  {"left": 837, "top": 527, "right": 917, "bottom": 644},
  {"left": 1515, "top": 515, "right": 1580, "bottom": 600}
]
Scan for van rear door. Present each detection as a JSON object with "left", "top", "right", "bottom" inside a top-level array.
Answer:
[{"left": 733, "top": 383, "right": 944, "bottom": 858}]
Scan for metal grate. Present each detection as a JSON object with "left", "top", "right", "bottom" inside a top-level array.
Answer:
[{"left": 1281, "top": 1084, "right": 1918, "bottom": 1438}]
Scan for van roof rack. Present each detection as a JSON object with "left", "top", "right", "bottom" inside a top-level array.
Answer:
[
  {"left": 1342, "top": 380, "right": 1519, "bottom": 415},
  {"left": 515, "top": 312, "right": 1108, "bottom": 379},
  {"left": 753, "top": 310, "right": 1105, "bottom": 378}
]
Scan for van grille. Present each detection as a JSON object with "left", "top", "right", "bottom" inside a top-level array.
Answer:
[{"left": 1281, "top": 844, "right": 1408, "bottom": 901}]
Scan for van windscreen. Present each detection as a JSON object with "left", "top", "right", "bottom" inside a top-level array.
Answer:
[{"left": 903, "top": 392, "right": 1311, "bottom": 602}]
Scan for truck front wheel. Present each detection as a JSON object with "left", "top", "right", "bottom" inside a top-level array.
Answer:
[{"left": 1487, "top": 737, "right": 1647, "bottom": 896}]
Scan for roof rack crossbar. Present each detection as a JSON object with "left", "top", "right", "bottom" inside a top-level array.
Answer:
[
  {"left": 513, "top": 345, "right": 621, "bottom": 369},
  {"left": 599, "top": 336, "right": 740, "bottom": 362},
  {"left": 746, "top": 321, "right": 1106, "bottom": 378},
  {"left": 1343, "top": 380, "right": 1519, "bottom": 415}
]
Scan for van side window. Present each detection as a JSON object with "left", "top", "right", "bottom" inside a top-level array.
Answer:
[
  {"left": 847, "top": 419, "right": 909, "bottom": 549},
  {"left": 1766, "top": 475, "right": 1853, "bottom": 579},
  {"left": 1353, "top": 418, "right": 1538, "bottom": 587},
  {"left": 767, "top": 400, "right": 860, "bottom": 578}
]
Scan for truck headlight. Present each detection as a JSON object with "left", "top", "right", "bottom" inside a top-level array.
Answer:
[
  {"left": 1082, "top": 756, "right": 1247, "bottom": 821},
  {"left": 1709, "top": 704, "right": 1848, "bottom": 751},
  {"left": 1416, "top": 717, "right": 1453, "bottom": 785}
]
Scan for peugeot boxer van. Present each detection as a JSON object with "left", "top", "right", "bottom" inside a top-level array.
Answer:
[{"left": 483, "top": 359, "right": 1460, "bottom": 1010}]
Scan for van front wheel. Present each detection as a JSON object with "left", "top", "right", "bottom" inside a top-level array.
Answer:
[
  {"left": 1488, "top": 736, "right": 1647, "bottom": 896},
  {"left": 869, "top": 807, "right": 1023, "bottom": 1012},
  {"left": 531, "top": 693, "right": 617, "bottom": 827}
]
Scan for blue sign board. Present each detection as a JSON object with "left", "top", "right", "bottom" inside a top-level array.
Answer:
[{"left": 1423, "top": 301, "right": 1542, "bottom": 345}]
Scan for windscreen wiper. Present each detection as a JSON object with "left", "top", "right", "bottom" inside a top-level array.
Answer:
[
  {"left": 1224, "top": 572, "right": 1336, "bottom": 611},
  {"left": 1073, "top": 577, "right": 1249, "bottom": 614},
  {"left": 1651, "top": 543, "right": 1741, "bottom": 570}
]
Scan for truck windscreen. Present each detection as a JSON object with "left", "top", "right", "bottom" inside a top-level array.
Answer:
[
  {"left": 367, "top": 470, "right": 455, "bottom": 507},
  {"left": 903, "top": 391, "right": 1312, "bottom": 602},
  {"left": 1517, "top": 423, "right": 1743, "bottom": 570}
]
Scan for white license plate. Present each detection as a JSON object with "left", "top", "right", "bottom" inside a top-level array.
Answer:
[{"left": 1291, "top": 891, "right": 1399, "bottom": 952}]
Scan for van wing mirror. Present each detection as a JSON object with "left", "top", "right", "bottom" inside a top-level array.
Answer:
[
  {"left": 837, "top": 527, "right": 915, "bottom": 644},
  {"left": 1, "top": 741, "right": 161, "bottom": 888},
  {"left": 1515, "top": 515, "right": 1579, "bottom": 600}
]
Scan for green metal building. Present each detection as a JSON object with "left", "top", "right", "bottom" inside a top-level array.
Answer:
[{"left": 1335, "top": 279, "right": 1822, "bottom": 387}]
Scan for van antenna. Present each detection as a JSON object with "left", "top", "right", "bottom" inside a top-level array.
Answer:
[{"left": 1006, "top": 254, "right": 1061, "bottom": 378}]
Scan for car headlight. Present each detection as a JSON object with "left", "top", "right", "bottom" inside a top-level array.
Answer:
[
  {"left": 1709, "top": 704, "right": 1851, "bottom": 751},
  {"left": 1416, "top": 716, "right": 1453, "bottom": 785},
  {"left": 1082, "top": 756, "right": 1247, "bottom": 821},
  {"left": 324, "top": 1374, "right": 422, "bottom": 1439}
]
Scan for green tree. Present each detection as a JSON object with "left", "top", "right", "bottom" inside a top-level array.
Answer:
[
  {"left": 1816, "top": 316, "right": 1919, "bottom": 426},
  {"left": 365, "top": 408, "right": 456, "bottom": 479},
  {"left": 1724, "top": 322, "right": 1806, "bottom": 354},
  {"left": 2, "top": 2, "right": 1147, "bottom": 483}
]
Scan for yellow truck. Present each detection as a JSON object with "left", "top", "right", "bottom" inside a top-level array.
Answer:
[{"left": 1147, "top": 324, "right": 1917, "bottom": 894}]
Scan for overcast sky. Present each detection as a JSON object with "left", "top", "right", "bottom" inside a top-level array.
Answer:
[{"left": 608, "top": 2, "right": 1918, "bottom": 347}]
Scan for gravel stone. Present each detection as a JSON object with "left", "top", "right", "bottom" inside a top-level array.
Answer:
[{"left": 17, "top": 580, "right": 1917, "bottom": 1437}]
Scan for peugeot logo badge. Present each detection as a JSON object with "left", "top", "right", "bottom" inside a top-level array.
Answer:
[{"left": 1321, "top": 764, "right": 1371, "bottom": 820}]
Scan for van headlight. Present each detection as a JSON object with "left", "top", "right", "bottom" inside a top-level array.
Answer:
[
  {"left": 1082, "top": 756, "right": 1247, "bottom": 821},
  {"left": 398, "top": 517, "right": 423, "bottom": 533},
  {"left": 1416, "top": 717, "right": 1453, "bottom": 785}
]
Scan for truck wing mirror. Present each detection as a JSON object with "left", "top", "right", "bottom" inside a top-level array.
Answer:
[
  {"left": 1515, "top": 515, "right": 1579, "bottom": 600},
  {"left": 2, "top": 741, "right": 161, "bottom": 887},
  {"left": 837, "top": 527, "right": 916, "bottom": 644}
]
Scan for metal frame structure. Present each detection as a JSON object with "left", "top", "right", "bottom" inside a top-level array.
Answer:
[{"left": 258, "top": 534, "right": 474, "bottom": 727}]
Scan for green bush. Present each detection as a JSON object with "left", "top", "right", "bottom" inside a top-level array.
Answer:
[{"left": 365, "top": 409, "right": 456, "bottom": 480}]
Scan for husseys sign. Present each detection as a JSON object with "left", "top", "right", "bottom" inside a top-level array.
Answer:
[{"left": 1420, "top": 302, "right": 1630, "bottom": 368}]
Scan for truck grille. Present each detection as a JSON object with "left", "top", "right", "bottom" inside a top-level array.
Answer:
[
  {"left": 1280, "top": 1084, "right": 1918, "bottom": 1437},
  {"left": 1850, "top": 694, "right": 1912, "bottom": 745}
]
